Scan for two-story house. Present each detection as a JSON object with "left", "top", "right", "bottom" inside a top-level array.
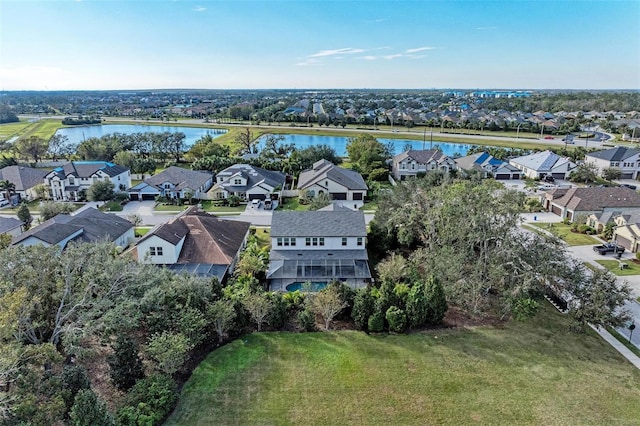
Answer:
[
  {"left": 454, "top": 152, "right": 522, "bottom": 180},
  {"left": 128, "top": 166, "right": 213, "bottom": 200},
  {"left": 297, "top": 159, "right": 368, "bottom": 209},
  {"left": 391, "top": 150, "right": 457, "bottom": 180},
  {"left": 12, "top": 207, "right": 134, "bottom": 249},
  {"left": 133, "top": 207, "right": 250, "bottom": 282},
  {"left": 584, "top": 147, "right": 640, "bottom": 179},
  {"left": 45, "top": 161, "right": 131, "bottom": 201},
  {"left": 0, "top": 165, "right": 48, "bottom": 203},
  {"left": 509, "top": 150, "right": 577, "bottom": 180},
  {"left": 267, "top": 207, "right": 372, "bottom": 291},
  {"left": 208, "top": 164, "right": 286, "bottom": 202}
]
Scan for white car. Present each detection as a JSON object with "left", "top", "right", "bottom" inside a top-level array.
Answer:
[
  {"left": 0, "top": 199, "right": 9, "bottom": 207},
  {"left": 251, "top": 199, "right": 262, "bottom": 208}
]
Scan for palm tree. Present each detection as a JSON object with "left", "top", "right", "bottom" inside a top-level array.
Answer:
[{"left": 0, "top": 180, "right": 15, "bottom": 204}]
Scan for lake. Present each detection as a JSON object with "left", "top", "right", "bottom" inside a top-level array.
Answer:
[
  {"left": 257, "top": 134, "right": 473, "bottom": 157},
  {"left": 54, "top": 124, "right": 227, "bottom": 148}
]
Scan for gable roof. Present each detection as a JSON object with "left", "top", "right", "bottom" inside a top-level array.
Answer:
[
  {"left": 0, "top": 216, "right": 23, "bottom": 234},
  {"left": 585, "top": 147, "right": 640, "bottom": 162},
  {"left": 215, "top": 164, "right": 286, "bottom": 192},
  {"left": 271, "top": 209, "right": 367, "bottom": 238},
  {"left": 510, "top": 150, "right": 576, "bottom": 172},
  {"left": 455, "top": 152, "right": 521, "bottom": 174},
  {"left": 393, "top": 149, "right": 452, "bottom": 164},
  {"left": 12, "top": 207, "right": 133, "bottom": 246},
  {"left": 48, "top": 161, "right": 129, "bottom": 179},
  {"left": 298, "top": 159, "right": 367, "bottom": 191},
  {"left": 0, "top": 166, "right": 47, "bottom": 191},
  {"left": 144, "top": 166, "right": 212, "bottom": 192},
  {"left": 550, "top": 187, "right": 640, "bottom": 212}
]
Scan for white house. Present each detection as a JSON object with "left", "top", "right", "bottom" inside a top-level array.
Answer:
[
  {"left": 44, "top": 161, "right": 131, "bottom": 202},
  {"left": 297, "top": 159, "right": 368, "bottom": 209},
  {"left": 0, "top": 165, "right": 47, "bottom": 202},
  {"left": 0, "top": 217, "right": 24, "bottom": 238},
  {"left": 454, "top": 152, "right": 522, "bottom": 180},
  {"left": 391, "top": 150, "right": 457, "bottom": 180},
  {"left": 267, "top": 207, "right": 372, "bottom": 291},
  {"left": 128, "top": 166, "right": 213, "bottom": 201},
  {"left": 509, "top": 150, "right": 577, "bottom": 180},
  {"left": 208, "top": 164, "right": 286, "bottom": 202},
  {"left": 584, "top": 147, "right": 640, "bottom": 180},
  {"left": 133, "top": 207, "right": 251, "bottom": 282},
  {"left": 12, "top": 207, "right": 134, "bottom": 249}
]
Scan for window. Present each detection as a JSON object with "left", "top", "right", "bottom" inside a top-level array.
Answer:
[
  {"left": 68, "top": 176, "right": 75, "bottom": 185},
  {"left": 290, "top": 238, "right": 296, "bottom": 246},
  {"left": 312, "top": 237, "right": 318, "bottom": 246},
  {"left": 411, "top": 163, "right": 416, "bottom": 170},
  {"left": 234, "top": 178, "right": 242, "bottom": 185},
  {"left": 357, "top": 237, "right": 363, "bottom": 246},
  {"left": 305, "top": 237, "right": 311, "bottom": 246},
  {"left": 164, "top": 183, "right": 171, "bottom": 189},
  {"left": 319, "top": 238, "right": 325, "bottom": 246},
  {"left": 400, "top": 162, "right": 406, "bottom": 170},
  {"left": 277, "top": 238, "right": 283, "bottom": 247},
  {"left": 341, "top": 237, "right": 347, "bottom": 246},
  {"left": 149, "top": 246, "right": 163, "bottom": 256}
]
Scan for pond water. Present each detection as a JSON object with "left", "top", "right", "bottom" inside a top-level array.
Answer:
[
  {"left": 257, "top": 134, "right": 472, "bottom": 157},
  {"left": 54, "top": 124, "right": 227, "bottom": 148}
]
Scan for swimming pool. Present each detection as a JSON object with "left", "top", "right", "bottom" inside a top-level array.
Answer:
[{"left": 285, "top": 282, "right": 328, "bottom": 292}]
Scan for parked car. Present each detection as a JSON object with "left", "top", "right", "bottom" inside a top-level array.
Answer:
[
  {"left": 0, "top": 199, "right": 9, "bottom": 208},
  {"left": 263, "top": 199, "right": 272, "bottom": 210},
  {"left": 593, "top": 243, "right": 625, "bottom": 255},
  {"left": 620, "top": 184, "right": 637, "bottom": 190},
  {"left": 544, "top": 136, "right": 554, "bottom": 140},
  {"left": 251, "top": 198, "right": 262, "bottom": 208},
  {"left": 543, "top": 175, "right": 555, "bottom": 183}
]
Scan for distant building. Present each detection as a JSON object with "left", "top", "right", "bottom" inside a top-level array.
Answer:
[
  {"left": 509, "top": 150, "right": 577, "bottom": 180},
  {"left": 584, "top": 147, "right": 640, "bottom": 180}
]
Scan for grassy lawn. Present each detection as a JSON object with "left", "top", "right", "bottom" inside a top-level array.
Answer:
[
  {"left": 279, "top": 197, "right": 309, "bottom": 211},
  {"left": 200, "top": 200, "right": 246, "bottom": 214},
  {"left": 98, "top": 201, "right": 123, "bottom": 212},
  {"left": 252, "top": 226, "right": 271, "bottom": 249},
  {"left": 595, "top": 259, "right": 640, "bottom": 276},
  {"left": 154, "top": 203, "right": 189, "bottom": 212},
  {"left": 0, "top": 121, "right": 33, "bottom": 140},
  {"left": 605, "top": 326, "right": 640, "bottom": 358},
  {"left": 166, "top": 304, "right": 640, "bottom": 425},
  {"left": 530, "top": 222, "right": 600, "bottom": 246}
]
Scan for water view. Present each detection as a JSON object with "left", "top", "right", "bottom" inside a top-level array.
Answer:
[
  {"left": 54, "top": 124, "right": 227, "bottom": 148},
  {"left": 258, "top": 134, "right": 473, "bottom": 157}
]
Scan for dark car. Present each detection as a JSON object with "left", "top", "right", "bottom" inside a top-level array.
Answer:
[
  {"left": 543, "top": 175, "right": 555, "bottom": 183},
  {"left": 620, "top": 184, "right": 637, "bottom": 190}
]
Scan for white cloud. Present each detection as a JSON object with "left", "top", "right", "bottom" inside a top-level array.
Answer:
[
  {"left": 296, "top": 58, "right": 321, "bottom": 66},
  {"left": 383, "top": 54, "right": 403, "bottom": 60},
  {"left": 193, "top": 6, "right": 206, "bottom": 12},
  {"left": 405, "top": 46, "right": 434, "bottom": 53},
  {"left": 357, "top": 55, "right": 378, "bottom": 61},
  {"left": 309, "top": 48, "right": 365, "bottom": 58}
]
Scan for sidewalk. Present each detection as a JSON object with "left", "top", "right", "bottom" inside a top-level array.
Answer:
[{"left": 590, "top": 325, "right": 640, "bottom": 370}]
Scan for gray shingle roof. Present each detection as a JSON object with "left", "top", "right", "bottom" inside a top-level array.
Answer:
[
  {"left": 144, "top": 166, "right": 212, "bottom": 192},
  {"left": 0, "top": 166, "right": 47, "bottom": 192},
  {"left": 393, "top": 149, "right": 450, "bottom": 164},
  {"left": 12, "top": 207, "right": 133, "bottom": 246},
  {"left": 586, "top": 147, "right": 640, "bottom": 162},
  {"left": 271, "top": 210, "right": 367, "bottom": 237},
  {"left": 50, "top": 162, "right": 129, "bottom": 179},
  {"left": 298, "top": 159, "right": 367, "bottom": 191},
  {"left": 0, "top": 216, "right": 23, "bottom": 234},
  {"left": 216, "top": 164, "right": 285, "bottom": 192}
]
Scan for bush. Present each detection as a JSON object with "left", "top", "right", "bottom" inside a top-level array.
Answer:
[
  {"left": 351, "top": 287, "right": 375, "bottom": 331},
  {"left": 297, "top": 308, "right": 316, "bottom": 332},
  {"left": 69, "top": 389, "right": 114, "bottom": 426},
  {"left": 116, "top": 374, "right": 177, "bottom": 426},
  {"left": 108, "top": 335, "right": 144, "bottom": 391},
  {"left": 385, "top": 306, "right": 407, "bottom": 333},
  {"left": 113, "top": 192, "right": 130, "bottom": 203},
  {"left": 268, "top": 292, "right": 289, "bottom": 329},
  {"left": 368, "top": 311, "right": 385, "bottom": 332}
]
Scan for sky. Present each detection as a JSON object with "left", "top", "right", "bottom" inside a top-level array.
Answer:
[{"left": 0, "top": 0, "right": 639, "bottom": 91}]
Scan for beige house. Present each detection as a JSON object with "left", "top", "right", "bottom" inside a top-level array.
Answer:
[
  {"left": 612, "top": 213, "right": 640, "bottom": 253},
  {"left": 544, "top": 187, "right": 640, "bottom": 222}
]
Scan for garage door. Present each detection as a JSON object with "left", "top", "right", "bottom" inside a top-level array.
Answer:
[
  {"left": 494, "top": 174, "right": 510, "bottom": 180},
  {"left": 551, "top": 173, "right": 565, "bottom": 180},
  {"left": 248, "top": 194, "right": 266, "bottom": 201},
  {"left": 621, "top": 173, "right": 634, "bottom": 179},
  {"left": 551, "top": 205, "right": 562, "bottom": 215},
  {"left": 616, "top": 235, "right": 632, "bottom": 251}
]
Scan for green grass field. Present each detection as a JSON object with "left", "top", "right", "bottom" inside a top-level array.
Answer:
[
  {"left": 530, "top": 222, "right": 600, "bottom": 246},
  {"left": 165, "top": 304, "right": 640, "bottom": 425},
  {"left": 595, "top": 259, "right": 640, "bottom": 276}
]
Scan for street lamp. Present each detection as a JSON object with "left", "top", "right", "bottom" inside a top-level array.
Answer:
[{"left": 516, "top": 122, "right": 522, "bottom": 139}]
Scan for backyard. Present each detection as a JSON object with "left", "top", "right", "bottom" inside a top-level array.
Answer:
[{"left": 165, "top": 304, "right": 640, "bottom": 425}]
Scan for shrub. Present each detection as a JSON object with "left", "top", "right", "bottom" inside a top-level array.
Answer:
[
  {"left": 385, "top": 306, "right": 407, "bottom": 333},
  {"left": 268, "top": 292, "right": 289, "bottom": 329},
  {"left": 116, "top": 375, "right": 177, "bottom": 426},
  {"left": 368, "top": 311, "right": 385, "bottom": 332},
  {"left": 61, "top": 365, "right": 91, "bottom": 412},
  {"left": 69, "top": 389, "right": 114, "bottom": 426},
  {"left": 297, "top": 308, "right": 316, "bottom": 332},
  {"left": 351, "top": 287, "right": 375, "bottom": 331},
  {"left": 108, "top": 335, "right": 145, "bottom": 391}
]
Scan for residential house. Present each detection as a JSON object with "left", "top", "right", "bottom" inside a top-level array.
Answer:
[
  {"left": 133, "top": 207, "right": 250, "bottom": 282},
  {"left": 584, "top": 147, "right": 640, "bottom": 179},
  {"left": 267, "top": 207, "right": 372, "bottom": 291},
  {"left": 0, "top": 165, "right": 47, "bottom": 203},
  {"left": 544, "top": 186, "right": 640, "bottom": 222},
  {"left": 128, "top": 166, "right": 213, "bottom": 201},
  {"left": 509, "top": 150, "right": 578, "bottom": 180},
  {"left": 454, "top": 152, "right": 522, "bottom": 180},
  {"left": 297, "top": 159, "right": 368, "bottom": 209},
  {"left": 12, "top": 207, "right": 134, "bottom": 249},
  {"left": 612, "top": 213, "right": 640, "bottom": 253},
  {"left": 208, "top": 164, "right": 286, "bottom": 202},
  {"left": 391, "top": 150, "right": 457, "bottom": 180},
  {"left": 45, "top": 161, "right": 131, "bottom": 202},
  {"left": 0, "top": 217, "right": 24, "bottom": 238}
]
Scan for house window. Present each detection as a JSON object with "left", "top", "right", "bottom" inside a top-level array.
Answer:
[
  {"left": 357, "top": 237, "right": 363, "bottom": 246},
  {"left": 312, "top": 237, "right": 318, "bottom": 246},
  {"left": 149, "top": 247, "right": 163, "bottom": 256},
  {"left": 306, "top": 237, "right": 311, "bottom": 246},
  {"left": 400, "top": 162, "right": 406, "bottom": 170},
  {"left": 411, "top": 163, "right": 416, "bottom": 170},
  {"left": 234, "top": 178, "right": 242, "bottom": 185},
  {"left": 68, "top": 176, "right": 75, "bottom": 185},
  {"left": 342, "top": 237, "right": 347, "bottom": 246},
  {"left": 319, "top": 238, "right": 325, "bottom": 246},
  {"left": 290, "top": 238, "right": 296, "bottom": 246},
  {"left": 164, "top": 183, "right": 171, "bottom": 189},
  {"left": 277, "top": 238, "right": 283, "bottom": 247}
]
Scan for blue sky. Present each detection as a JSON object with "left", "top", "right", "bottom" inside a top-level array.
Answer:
[{"left": 1, "top": 0, "right": 638, "bottom": 90}]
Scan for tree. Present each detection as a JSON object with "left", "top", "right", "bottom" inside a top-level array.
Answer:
[
  {"left": 61, "top": 364, "right": 91, "bottom": 412},
  {"left": 569, "top": 163, "right": 599, "bottom": 184},
  {"left": 385, "top": 306, "right": 407, "bottom": 333},
  {"left": 113, "top": 151, "right": 137, "bottom": 170},
  {"left": 207, "top": 299, "right": 236, "bottom": 343},
  {"left": 234, "top": 128, "right": 257, "bottom": 154},
  {"left": 87, "top": 180, "right": 115, "bottom": 202},
  {"left": 0, "top": 233, "right": 11, "bottom": 249},
  {"left": 0, "top": 180, "right": 15, "bottom": 203},
  {"left": 16, "top": 203, "right": 32, "bottom": 230},
  {"left": 376, "top": 253, "right": 408, "bottom": 285},
  {"left": 308, "top": 192, "right": 332, "bottom": 210},
  {"left": 260, "top": 134, "right": 295, "bottom": 161},
  {"left": 32, "top": 183, "right": 50, "bottom": 200},
  {"left": 116, "top": 375, "right": 177, "bottom": 426},
  {"left": 47, "top": 134, "right": 73, "bottom": 161},
  {"left": 69, "top": 389, "right": 114, "bottom": 426},
  {"left": 345, "top": 133, "right": 389, "bottom": 181},
  {"left": 146, "top": 331, "right": 192, "bottom": 375},
  {"left": 242, "top": 292, "right": 272, "bottom": 332},
  {"left": 602, "top": 167, "right": 622, "bottom": 183},
  {"left": 15, "top": 136, "right": 48, "bottom": 163},
  {"left": 352, "top": 287, "right": 375, "bottom": 331},
  {"left": 40, "top": 202, "right": 76, "bottom": 220},
  {"left": 108, "top": 335, "right": 145, "bottom": 390},
  {"left": 308, "top": 286, "right": 347, "bottom": 330}
]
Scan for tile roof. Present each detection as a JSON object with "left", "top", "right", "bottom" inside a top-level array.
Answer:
[
  {"left": 297, "top": 159, "right": 367, "bottom": 191},
  {"left": 12, "top": 207, "right": 133, "bottom": 246},
  {"left": 144, "top": 166, "right": 212, "bottom": 192},
  {"left": 0, "top": 166, "right": 47, "bottom": 191},
  {"left": 271, "top": 210, "right": 367, "bottom": 237}
]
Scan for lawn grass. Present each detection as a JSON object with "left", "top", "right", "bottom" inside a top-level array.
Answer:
[
  {"left": 605, "top": 326, "right": 640, "bottom": 358},
  {"left": 530, "top": 222, "right": 600, "bottom": 246},
  {"left": 98, "top": 201, "right": 123, "bottom": 212},
  {"left": 279, "top": 197, "right": 309, "bottom": 211},
  {"left": 595, "top": 259, "right": 640, "bottom": 276},
  {"left": 0, "top": 121, "right": 33, "bottom": 140},
  {"left": 165, "top": 304, "right": 640, "bottom": 425},
  {"left": 252, "top": 227, "right": 271, "bottom": 249},
  {"left": 134, "top": 226, "right": 152, "bottom": 237},
  {"left": 200, "top": 200, "right": 246, "bottom": 214},
  {"left": 154, "top": 204, "right": 189, "bottom": 212}
]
